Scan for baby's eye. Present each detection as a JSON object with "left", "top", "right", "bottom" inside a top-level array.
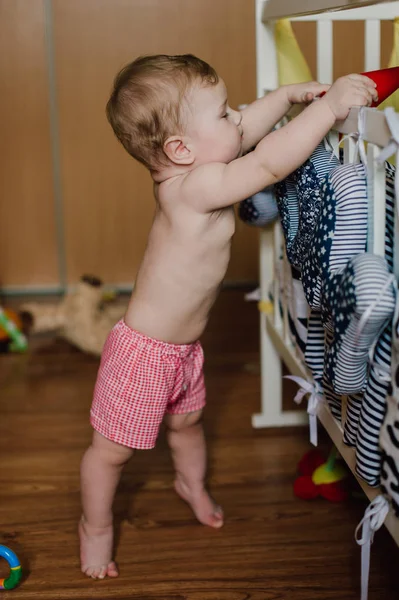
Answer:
[{"left": 222, "top": 112, "right": 229, "bottom": 119}]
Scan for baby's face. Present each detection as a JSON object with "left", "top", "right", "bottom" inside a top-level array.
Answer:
[{"left": 184, "top": 79, "right": 243, "bottom": 165}]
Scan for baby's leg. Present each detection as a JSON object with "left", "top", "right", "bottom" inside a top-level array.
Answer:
[
  {"left": 79, "top": 431, "right": 134, "bottom": 579},
  {"left": 165, "top": 410, "right": 223, "bottom": 528}
]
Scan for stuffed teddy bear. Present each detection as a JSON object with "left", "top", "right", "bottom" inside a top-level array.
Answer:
[{"left": 21, "top": 275, "right": 125, "bottom": 356}]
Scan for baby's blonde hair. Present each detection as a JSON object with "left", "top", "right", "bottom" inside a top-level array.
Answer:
[{"left": 106, "top": 54, "right": 219, "bottom": 170}]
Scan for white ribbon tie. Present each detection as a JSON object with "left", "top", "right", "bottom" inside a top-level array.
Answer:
[
  {"left": 355, "top": 495, "right": 389, "bottom": 600},
  {"left": 284, "top": 376, "right": 322, "bottom": 446}
]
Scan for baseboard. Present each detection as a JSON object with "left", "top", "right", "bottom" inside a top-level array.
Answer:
[{"left": 0, "top": 280, "right": 258, "bottom": 298}]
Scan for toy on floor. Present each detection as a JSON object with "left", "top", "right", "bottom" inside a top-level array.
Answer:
[
  {"left": 0, "top": 545, "right": 22, "bottom": 590},
  {"left": 20, "top": 275, "right": 125, "bottom": 356},
  {"left": 294, "top": 448, "right": 348, "bottom": 502},
  {"left": 0, "top": 308, "right": 28, "bottom": 354}
]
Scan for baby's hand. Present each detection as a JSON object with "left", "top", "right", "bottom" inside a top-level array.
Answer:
[
  {"left": 287, "top": 81, "right": 331, "bottom": 104},
  {"left": 323, "top": 74, "right": 378, "bottom": 120}
]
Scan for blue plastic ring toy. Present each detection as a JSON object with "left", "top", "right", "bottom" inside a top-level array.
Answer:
[{"left": 0, "top": 546, "right": 22, "bottom": 590}]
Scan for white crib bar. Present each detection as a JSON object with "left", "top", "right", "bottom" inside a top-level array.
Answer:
[
  {"left": 368, "top": 143, "right": 387, "bottom": 256},
  {"left": 273, "top": 223, "right": 283, "bottom": 330},
  {"left": 256, "top": 0, "right": 278, "bottom": 96},
  {"left": 317, "top": 20, "right": 333, "bottom": 83},
  {"left": 365, "top": 19, "right": 381, "bottom": 71},
  {"left": 253, "top": 229, "right": 282, "bottom": 428},
  {"left": 253, "top": 227, "right": 308, "bottom": 428},
  {"left": 343, "top": 136, "right": 358, "bottom": 163},
  {"left": 282, "top": 253, "right": 291, "bottom": 346}
]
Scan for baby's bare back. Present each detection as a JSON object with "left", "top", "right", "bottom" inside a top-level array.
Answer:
[{"left": 125, "top": 187, "right": 235, "bottom": 344}]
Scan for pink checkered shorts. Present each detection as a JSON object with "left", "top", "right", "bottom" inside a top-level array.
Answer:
[{"left": 90, "top": 320, "right": 206, "bottom": 449}]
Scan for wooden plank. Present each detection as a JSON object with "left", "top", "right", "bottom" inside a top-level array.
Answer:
[
  {"left": 292, "top": 0, "right": 399, "bottom": 20},
  {"left": 0, "top": 0, "right": 59, "bottom": 287},
  {"left": 266, "top": 314, "right": 309, "bottom": 380},
  {"left": 262, "top": 0, "right": 398, "bottom": 21},
  {"left": 7, "top": 289, "right": 399, "bottom": 598},
  {"left": 52, "top": 0, "right": 258, "bottom": 285}
]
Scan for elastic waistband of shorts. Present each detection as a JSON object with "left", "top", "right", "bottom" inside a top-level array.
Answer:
[{"left": 114, "top": 319, "right": 200, "bottom": 357}]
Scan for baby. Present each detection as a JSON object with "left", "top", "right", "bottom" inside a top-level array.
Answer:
[{"left": 79, "top": 54, "right": 377, "bottom": 579}]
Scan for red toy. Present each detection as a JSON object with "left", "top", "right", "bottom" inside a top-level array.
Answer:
[
  {"left": 319, "top": 66, "right": 399, "bottom": 106},
  {"left": 361, "top": 66, "right": 399, "bottom": 106},
  {"left": 294, "top": 448, "right": 348, "bottom": 502}
]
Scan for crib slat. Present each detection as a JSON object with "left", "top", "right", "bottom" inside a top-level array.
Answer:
[
  {"left": 282, "top": 252, "right": 291, "bottom": 344},
  {"left": 256, "top": 0, "right": 278, "bottom": 96},
  {"left": 365, "top": 19, "right": 381, "bottom": 71},
  {"left": 343, "top": 136, "right": 358, "bottom": 164},
  {"left": 367, "top": 143, "right": 386, "bottom": 256},
  {"left": 273, "top": 222, "right": 283, "bottom": 329},
  {"left": 317, "top": 20, "right": 333, "bottom": 83}
]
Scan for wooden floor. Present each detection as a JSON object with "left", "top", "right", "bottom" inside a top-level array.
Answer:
[{"left": 0, "top": 289, "right": 399, "bottom": 599}]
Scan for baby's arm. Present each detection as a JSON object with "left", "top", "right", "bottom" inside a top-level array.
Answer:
[
  {"left": 184, "top": 75, "right": 377, "bottom": 212},
  {"left": 240, "top": 82, "right": 330, "bottom": 153}
]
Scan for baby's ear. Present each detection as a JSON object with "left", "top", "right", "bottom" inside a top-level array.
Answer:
[{"left": 163, "top": 136, "right": 194, "bottom": 165}]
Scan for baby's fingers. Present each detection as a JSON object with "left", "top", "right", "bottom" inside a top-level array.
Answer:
[
  {"left": 348, "top": 73, "right": 378, "bottom": 89},
  {"left": 356, "top": 82, "right": 378, "bottom": 103},
  {"left": 302, "top": 91, "right": 314, "bottom": 103},
  {"left": 352, "top": 88, "right": 374, "bottom": 107},
  {"left": 370, "top": 86, "right": 379, "bottom": 103}
]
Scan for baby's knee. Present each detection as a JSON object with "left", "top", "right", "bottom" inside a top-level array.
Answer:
[
  {"left": 165, "top": 409, "right": 203, "bottom": 433},
  {"left": 90, "top": 430, "right": 134, "bottom": 466}
]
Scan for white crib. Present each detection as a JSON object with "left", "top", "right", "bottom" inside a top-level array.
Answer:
[{"left": 253, "top": 0, "right": 399, "bottom": 546}]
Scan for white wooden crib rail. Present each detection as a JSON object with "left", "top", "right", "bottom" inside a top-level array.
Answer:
[{"left": 253, "top": 0, "right": 399, "bottom": 430}]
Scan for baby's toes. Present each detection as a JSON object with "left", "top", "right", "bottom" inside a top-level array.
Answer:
[
  {"left": 83, "top": 565, "right": 105, "bottom": 579},
  {"left": 210, "top": 510, "right": 224, "bottom": 528},
  {"left": 97, "top": 565, "right": 108, "bottom": 580},
  {"left": 107, "top": 562, "right": 119, "bottom": 578}
]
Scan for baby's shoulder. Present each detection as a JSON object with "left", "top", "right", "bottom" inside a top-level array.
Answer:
[{"left": 159, "top": 164, "right": 223, "bottom": 205}]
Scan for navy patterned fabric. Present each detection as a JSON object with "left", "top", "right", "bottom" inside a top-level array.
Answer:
[
  {"left": 300, "top": 161, "right": 367, "bottom": 420},
  {"left": 239, "top": 186, "right": 279, "bottom": 227},
  {"left": 354, "top": 162, "right": 396, "bottom": 486},
  {"left": 274, "top": 141, "right": 340, "bottom": 403},
  {"left": 380, "top": 391, "right": 399, "bottom": 515},
  {"left": 302, "top": 163, "right": 368, "bottom": 310},
  {"left": 287, "top": 267, "right": 308, "bottom": 360},
  {"left": 322, "top": 253, "right": 395, "bottom": 396},
  {"left": 380, "top": 309, "right": 399, "bottom": 511},
  {"left": 356, "top": 321, "right": 393, "bottom": 485},
  {"left": 343, "top": 164, "right": 395, "bottom": 452},
  {"left": 304, "top": 309, "right": 324, "bottom": 383},
  {"left": 274, "top": 141, "right": 339, "bottom": 270}
]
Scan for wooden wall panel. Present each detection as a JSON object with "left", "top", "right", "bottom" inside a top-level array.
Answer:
[
  {"left": 0, "top": 0, "right": 58, "bottom": 287},
  {"left": 333, "top": 21, "right": 365, "bottom": 78},
  {"left": 52, "top": 0, "right": 258, "bottom": 285},
  {"left": 2, "top": 4, "right": 396, "bottom": 289}
]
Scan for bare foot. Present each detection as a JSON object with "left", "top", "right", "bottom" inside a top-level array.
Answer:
[
  {"left": 174, "top": 479, "right": 224, "bottom": 528},
  {"left": 79, "top": 517, "right": 119, "bottom": 579}
]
